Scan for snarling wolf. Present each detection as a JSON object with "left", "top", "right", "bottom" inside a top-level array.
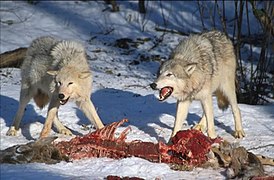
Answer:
[
  {"left": 6, "top": 36, "right": 104, "bottom": 138},
  {"left": 150, "top": 30, "right": 245, "bottom": 139}
]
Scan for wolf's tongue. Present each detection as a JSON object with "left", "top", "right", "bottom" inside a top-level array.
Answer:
[{"left": 159, "top": 87, "right": 173, "bottom": 101}]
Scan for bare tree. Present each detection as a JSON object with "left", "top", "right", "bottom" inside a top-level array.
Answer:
[{"left": 139, "top": 0, "right": 146, "bottom": 14}]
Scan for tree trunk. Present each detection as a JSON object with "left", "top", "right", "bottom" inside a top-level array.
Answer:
[
  {"left": 104, "top": 0, "right": 119, "bottom": 12},
  {"left": 139, "top": 0, "right": 146, "bottom": 14},
  {"left": 0, "top": 47, "right": 27, "bottom": 68}
]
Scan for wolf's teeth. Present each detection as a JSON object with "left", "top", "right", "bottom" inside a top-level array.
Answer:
[{"left": 159, "top": 96, "right": 164, "bottom": 101}]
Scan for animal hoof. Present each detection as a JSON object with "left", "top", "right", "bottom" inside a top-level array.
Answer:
[
  {"left": 60, "top": 129, "right": 72, "bottom": 136},
  {"left": 6, "top": 127, "right": 17, "bottom": 136},
  {"left": 233, "top": 130, "right": 245, "bottom": 139}
]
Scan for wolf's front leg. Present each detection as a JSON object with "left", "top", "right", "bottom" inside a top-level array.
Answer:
[
  {"left": 201, "top": 96, "right": 217, "bottom": 138},
  {"left": 77, "top": 99, "right": 104, "bottom": 129},
  {"left": 39, "top": 99, "right": 59, "bottom": 139},
  {"left": 172, "top": 100, "right": 191, "bottom": 137},
  {"left": 6, "top": 88, "right": 33, "bottom": 136},
  {"left": 53, "top": 116, "right": 72, "bottom": 136}
]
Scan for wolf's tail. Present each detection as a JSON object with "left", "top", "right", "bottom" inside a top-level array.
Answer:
[
  {"left": 215, "top": 90, "right": 229, "bottom": 111},
  {"left": 33, "top": 89, "right": 49, "bottom": 109}
]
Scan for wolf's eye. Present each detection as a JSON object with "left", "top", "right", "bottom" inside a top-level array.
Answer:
[
  {"left": 57, "top": 81, "right": 62, "bottom": 86},
  {"left": 166, "top": 73, "right": 173, "bottom": 77},
  {"left": 68, "top": 82, "right": 73, "bottom": 86}
]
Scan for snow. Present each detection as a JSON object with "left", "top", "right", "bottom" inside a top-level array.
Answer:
[{"left": 0, "top": 1, "right": 273, "bottom": 179}]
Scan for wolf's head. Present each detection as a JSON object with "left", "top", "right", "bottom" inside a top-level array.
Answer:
[
  {"left": 150, "top": 60, "right": 197, "bottom": 101},
  {"left": 47, "top": 67, "right": 92, "bottom": 105}
]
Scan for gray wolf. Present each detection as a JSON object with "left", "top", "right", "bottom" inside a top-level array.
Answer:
[
  {"left": 150, "top": 30, "right": 245, "bottom": 139},
  {"left": 6, "top": 36, "right": 104, "bottom": 138}
]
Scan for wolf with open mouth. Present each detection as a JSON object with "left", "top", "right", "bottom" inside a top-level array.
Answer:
[
  {"left": 6, "top": 36, "right": 105, "bottom": 138},
  {"left": 150, "top": 30, "right": 245, "bottom": 140}
]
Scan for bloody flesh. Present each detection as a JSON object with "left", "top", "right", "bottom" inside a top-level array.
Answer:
[{"left": 56, "top": 119, "right": 221, "bottom": 167}]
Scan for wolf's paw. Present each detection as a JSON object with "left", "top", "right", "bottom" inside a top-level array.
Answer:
[
  {"left": 59, "top": 128, "right": 72, "bottom": 136},
  {"left": 6, "top": 126, "right": 18, "bottom": 136},
  {"left": 207, "top": 131, "right": 217, "bottom": 139},
  {"left": 193, "top": 124, "right": 206, "bottom": 132},
  {"left": 233, "top": 130, "right": 245, "bottom": 139}
]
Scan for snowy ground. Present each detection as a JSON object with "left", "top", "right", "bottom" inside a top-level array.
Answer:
[{"left": 0, "top": 1, "right": 273, "bottom": 179}]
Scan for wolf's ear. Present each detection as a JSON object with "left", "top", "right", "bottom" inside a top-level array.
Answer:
[
  {"left": 185, "top": 63, "right": 196, "bottom": 77},
  {"left": 47, "top": 70, "right": 58, "bottom": 76},
  {"left": 79, "top": 71, "right": 91, "bottom": 79}
]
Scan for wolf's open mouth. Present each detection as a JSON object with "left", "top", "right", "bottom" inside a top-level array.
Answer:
[
  {"left": 159, "top": 87, "right": 173, "bottom": 101},
  {"left": 60, "top": 97, "right": 70, "bottom": 105}
]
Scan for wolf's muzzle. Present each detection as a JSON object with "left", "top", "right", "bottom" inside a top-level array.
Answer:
[
  {"left": 150, "top": 83, "right": 157, "bottom": 90},
  {"left": 58, "top": 93, "right": 70, "bottom": 105},
  {"left": 58, "top": 93, "right": 65, "bottom": 100}
]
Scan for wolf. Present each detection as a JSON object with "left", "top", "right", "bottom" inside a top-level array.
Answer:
[
  {"left": 150, "top": 30, "right": 245, "bottom": 139},
  {"left": 6, "top": 36, "right": 104, "bottom": 138}
]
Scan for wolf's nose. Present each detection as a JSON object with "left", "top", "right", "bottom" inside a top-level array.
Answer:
[
  {"left": 58, "top": 94, "right": 65, "bottom": 100},
  {"left": 150, "top": 83, "right": 157, "bottom": 90}
]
